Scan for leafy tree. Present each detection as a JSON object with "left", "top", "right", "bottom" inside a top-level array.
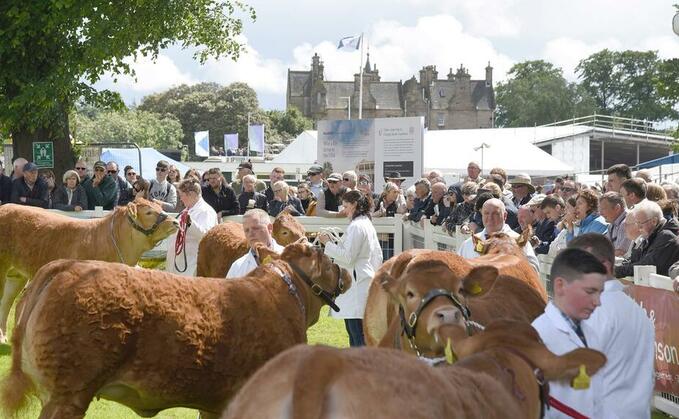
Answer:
[
  {"left": 0, "top": 0, "right": 255, "bottom": 176},
  {"left": 139, "top": 82, "right": 259, "bottom": 156},
  {"left": 495, "top": 60, "right": 595, "bottom": 127},
  {"left": 265, "top": 108, "right": 314, "bottom": 144},
  {"left": 576, "top": 49, "right": 677, "bottom": 121},
  {"left": 73, "top": 110, "right": 184, "bottom": 150}
]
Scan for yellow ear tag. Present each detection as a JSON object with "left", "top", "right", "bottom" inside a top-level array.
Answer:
[
  {"left": 445, "top": 338, "right": 457, "bottom": 365},
  {"left": 469, "top": 282, "right": 483, "bottom": 295},
  {"left": 261, "top": 255, "right": 273, "bottom": 265},
  {"left": 571, "top": 365, "right": 591, "bottom": 390},
  {"left": 474, "top": 242, "right": 486, "bottom": 253}
]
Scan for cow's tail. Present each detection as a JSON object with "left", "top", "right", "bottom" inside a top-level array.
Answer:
[
  {"left": 0, "top": 260, "right": 69, "bottom": 417},
  {"left": 291, "top": 346, "right": 344, "bottom": 419}
]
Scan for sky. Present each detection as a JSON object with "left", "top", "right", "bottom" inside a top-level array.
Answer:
[{"left": 94, "top": 0, "right": 679, "bottom": 110}]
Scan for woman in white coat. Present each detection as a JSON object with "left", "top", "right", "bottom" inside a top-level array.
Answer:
[
  {"left": 166, "top": 178, "right": 218, "bottom": 276},
  {"left": 319, "top": 190, "right": 383, "bottom": 346}
]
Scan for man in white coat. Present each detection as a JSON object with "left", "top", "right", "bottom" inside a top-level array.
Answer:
[
  {"left": 226, "top": 209, "right": 284, "bottom": 278},
  {"left": 569, "top": 233, "right": 654, "bottom": 419},
  {"left": 457, "top": 198, "right": 540, "bottom": 272},
  {"left": 166, "top": 179, "right": 218, "bottom": 276},
  {"left": 532, "top": 248, "right": 612, "bottom": 419}
]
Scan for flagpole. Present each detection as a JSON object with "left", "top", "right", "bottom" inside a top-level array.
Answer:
[
  {"left": 247, "top": 112, "right": 250, "bottom": 157},
  {"left": 358, "top": 32, "right": 364, "bottom": 120}
]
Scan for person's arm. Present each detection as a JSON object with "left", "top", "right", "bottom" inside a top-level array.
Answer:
[
  {"left": 315, "top": 191, "right": 340, "bottom": 218},
  {"left": 53, "top": 187, "right": 75, "bottom": 211},
  {"left": 222, "top": 187, "right": 240, "bottom": 216},
  {"left": 24, "top": 181, "right": 49, "bottom": 208},
  {"left": 324, "top": 223, "right": 361, "bottom": 267},
  {"left": 161, "top": 184, "right": 178, "bottom": 212},
  {"left": 10, "top": 180, "right": 21, "bottom": 204}
]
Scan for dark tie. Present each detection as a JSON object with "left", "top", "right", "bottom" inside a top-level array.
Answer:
[{"left": 573, "top": 323, "right": 588, "bottom": 347}]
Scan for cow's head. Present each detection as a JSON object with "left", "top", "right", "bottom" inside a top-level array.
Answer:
[
  {"left": 380, "top": 252, "right": 473, "bottom": 357},
  {"left": 125, "top": 197, "right": 179, "bottom": 242},
  {"left": 278, "top": 241, "right": 352, "bottom": 325},
  {"left": 273, "top": 212, "right": 306, "bottom": 246},
  {"left": 471, "top": 226, "right": 531, "bottom": 256},
  {"left": 445, "top": 319, "right": 606, "bottom": 383}
]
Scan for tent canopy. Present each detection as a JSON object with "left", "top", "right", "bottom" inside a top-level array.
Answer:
[
  {"left": 637, "top": 153, "right": 679, "bottom": 170},
  {"left": 100, "top": 148, "right": 190, "bottom": 181},
  {"left": 272, "top": 128, "right": 574, "bottom": 177}
]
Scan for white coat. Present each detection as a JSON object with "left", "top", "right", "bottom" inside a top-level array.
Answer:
[
  {"left": 532, "top": 302, "right": 617, "bottom": 419},
  {"left": 225, "top": 239, "right": 285, "bottom": 279},
  {"left": 584, "top": 279, "right": 655, "bottom": 419},
  {"left": 324, "top": 216, "right": 383, "bottom": 319},
  {"left": 457, "top": 224, "right": 540, "bottom": 273},
  {"left": 166, "top": 198, "right": 218, "bottom": 276}
]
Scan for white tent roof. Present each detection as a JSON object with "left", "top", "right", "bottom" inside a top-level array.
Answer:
[
  {"left": 101, "top": 148, "right": 190, "bottom": 181},
  {"left": 271, "top": 127, "right": 575, "bottom": 177},
  {"left": 271, "top": 131, "right": 319, "bottom": 164}
]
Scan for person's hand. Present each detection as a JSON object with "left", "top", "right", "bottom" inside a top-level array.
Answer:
[
  {"left": 153, "top": 199, "right": 165, "bottom": 207},
  {"left": 443, "top": 195, "right": 452, "bottom": 208},
  {"left": 460, "top": 224, "right": 472, "bottom": 235},
  {"left": 93, "top": 172, "right": 104, "bottom": 187},
  {"left": 20, "top": 197, "right": 26, "bottom": 203},
  {"left": 430, "top": 215, "right": 438, "bottom": 225},
  {"left": 318, "top": 232, "right": 331, "bottom": 245},
  {"left": 402, "top": 213, "right": 410, "bottom": 222},
  {"left": 285, "top": 204, "right": 296, "bottom": 214},
  {"left": 530, "top": 235, "right": 540, "bottom": 248},
  {"left": 74, "top": 205, "right": 83, "bottom": 212}
]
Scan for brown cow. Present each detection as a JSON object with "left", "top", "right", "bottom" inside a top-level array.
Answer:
[
  {"left": 364, "top": 250, "right": 546, "bottom": 348},
  {"left": 470, "top": 226, "right": 548, "bottom": 301},
  {"left": 196, "top": 212, "right": 306, "bottom": 277},
  {"left": 0, "top": 197, "right": 178, "bottom": 342},
  {"left": 0, "top": 242, "right": 351, "bottom": 419},
  {"left": 376, "top": 253, "right": 545, "bottom": 355},
  {"left": 222, "top": 320, "right": 606, "bottom": 419}
]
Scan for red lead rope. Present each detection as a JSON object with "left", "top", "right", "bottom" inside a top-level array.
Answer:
[
  {"left": 548, "top": 396, "right": 589, "bottom": 419},
  {"left": 174, "top": 210, "right": 189, "bottom": 257}
]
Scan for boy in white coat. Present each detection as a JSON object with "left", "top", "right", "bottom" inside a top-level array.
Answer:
[{"left": 532, "top": 248, "right": 612, "bottom": 419}]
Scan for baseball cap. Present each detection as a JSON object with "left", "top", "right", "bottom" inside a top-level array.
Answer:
[
  {"left": 307, "top": 164, "right": 323, "bottom": 174},
  {"left": 93, "top": 161, "right": 106, "bottom": 170},
  {"left": 327, "top": 173, "right": 342, "bottom": 182},
  {"left": 238, "top": 161, "right": 253, "bottom": 170},
  {"left": 23, "top": 162, "right": 39, "bottom": 172}
]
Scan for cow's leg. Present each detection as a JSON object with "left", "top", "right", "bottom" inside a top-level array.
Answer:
[
  {"left": 0, "top": 270, "right": 27, "bottom": 343},
  {"left": 38, "top": 399, "right": 88, "bottom": 419}
]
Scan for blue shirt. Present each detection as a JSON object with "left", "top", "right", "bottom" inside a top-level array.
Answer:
[{"left": 567, "top": 212, "right": 608, "bottom": 242}]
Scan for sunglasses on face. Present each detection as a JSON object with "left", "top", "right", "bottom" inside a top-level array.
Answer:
[
  {"left": 94, "top": 168, "right": 105, "bottom": 172},
  {"left": 126, "top": 172, "right": 136, "bottom": 177},
  {"left": 76, "top": 167, "right": 86, "bottom": 171},
  {"left": 561, "top": 187, "right": 576, "bottom": 193},
  {"left": 108, "top": 170, "right": 117, "bottom": 174},
  {"left": 156, "top": 168, "right": 167, "bottom": 172},
  {"left": 343, "top": 178, "right": 351, "bottom": 182}
]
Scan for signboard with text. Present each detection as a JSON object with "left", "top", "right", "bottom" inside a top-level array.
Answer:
[
  {"left": 626, "top": 285, "right": 679, "bottom": 396},
  {"left": 32, "top": 141, "right": 54, "bottom": 169}
]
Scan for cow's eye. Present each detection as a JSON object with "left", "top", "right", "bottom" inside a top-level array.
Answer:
[
  {"left": 406, "top": 291, "right": 415, "bottom": 299},
  {"left": 146, "top": 211, "right": 152, "bottom": 216}
]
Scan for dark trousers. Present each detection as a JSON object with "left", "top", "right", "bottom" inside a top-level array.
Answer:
[{"left": 344, "top": 319, "right": 365, "bottom": 347}]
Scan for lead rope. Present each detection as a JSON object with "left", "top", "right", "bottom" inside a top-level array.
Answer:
[
  {"left": 174, "top": 209, "right": 190, "bottom": 272},
  {"left": 109, "top": 213, "right": 126, "bottom": 264}
]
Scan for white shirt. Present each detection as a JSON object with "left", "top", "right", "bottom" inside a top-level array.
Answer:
[
  {"left": 324, "top": 216, "right": 383, "bottom": 319},
  {"left": 166, "top": 198, "right": 218, "bottom": 276},
  {"left": 226, "top": 239, "right": 285, "bottom": 279},
  {"left": 584, "top": 279, "right": 654, "bottom": 419},
  {"left": 457, "top": 224, "right": 540, "bottom": 273},
  {"left": 532, "top": 302, "right": 615, "bottom": 419}
]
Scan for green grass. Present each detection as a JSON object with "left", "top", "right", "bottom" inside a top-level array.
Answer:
[{"left": 0, "top": 303, "right": 348, "bottom": 418}]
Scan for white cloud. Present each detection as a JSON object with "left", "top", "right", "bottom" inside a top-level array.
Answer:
[
  {"left": 543, "top": 37, "right": 622, "bottom": 81},
  {"left": 98, "top": 54, "right": 195, "bottom": 93}
]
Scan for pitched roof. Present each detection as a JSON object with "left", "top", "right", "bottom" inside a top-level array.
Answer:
[
  {"left": 288, "top": 71, "right": 311, "bottom": 97},
  {"left": 368, "top": 82, "right": 402, "bottom": 110},
  {"left": 323, "top": 82, "right": 354, "bottom": 109}
]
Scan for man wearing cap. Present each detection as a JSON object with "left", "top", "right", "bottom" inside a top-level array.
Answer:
[
  {"left": 82, "top": 160, "right": 119, "bottom": 210},
  {"left": 0, "top": 160, "right": 12, "bottom": 204},
  {"left": 465, "top": 161, "right": 483, "bottom": 184},
  {"left": 307, "top": 164, "right": 325, "bottom": 200},
  {"left": 10, "top": 162, "right": 49, "bottom": 208},
  {"left": 510, "top": 173, "right": 535, "bottom": 207},
  {"left": 231, "top": 161, "right": 266, "bottom": 195},
  {"left": 384, "top": 171, "right": 406, "bottom": 189},
  {"left": 316, "top": 173, "right": 347, "bottom": 218}
]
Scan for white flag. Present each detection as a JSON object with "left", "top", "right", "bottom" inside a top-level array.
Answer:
[
  {"left": 194, "top": 130, "right": 209, "bottom": 157},
  {"left": 337, "top": 34, "right": 362, "bottom": 51}
]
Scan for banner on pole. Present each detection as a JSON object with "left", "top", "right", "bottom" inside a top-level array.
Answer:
[
  {"left": 248, "top": 125, "right": 265, "bottom": 154},
  {"left": 224, "top": 133, "right": 239, "bottom": 151},
  {"left": 194, "top": 131, "right": 209, "bottom": 157}
]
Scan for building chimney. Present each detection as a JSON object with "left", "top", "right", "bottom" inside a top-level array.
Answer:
[{"left": 485, "top": 61, "right": 493, "bottom": 87}]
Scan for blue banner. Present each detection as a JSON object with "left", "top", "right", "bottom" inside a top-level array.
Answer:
[{"left": 248, "top": 124, "right": 265, "bottom": 154}]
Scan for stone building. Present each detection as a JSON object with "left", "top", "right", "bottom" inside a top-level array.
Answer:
[{"left": 286, "top": 53, "right": 496, "bottom": 129}]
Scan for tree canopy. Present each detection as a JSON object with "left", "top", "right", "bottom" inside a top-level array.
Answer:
[
  {"left": 0, "top": 0, "right": 254, "bottom": 174},
  {"left": 495, "top": 60, "right": 595, "bottom": 127}
]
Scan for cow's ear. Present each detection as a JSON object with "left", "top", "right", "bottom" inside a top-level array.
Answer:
[
  {"left": 127, "top": 201, "right": 138, "bottom": 219},
  {"left": 461, "top": 266, "right": 499, "bottom": 297},
  {"left": 254, "top": 243, "right": 280, "bottom": 265},
  {"left": 471, "top": 234, "right": 486, "bottom": 254},
  {"left": 517, "top": 225, "right": 531, "bottom": 248},
  {"left": 535, "top": 347, "right": 606, "bottom": 382},
  {"left": 379, "top": 271, "right": 400, "bottom": 298}
]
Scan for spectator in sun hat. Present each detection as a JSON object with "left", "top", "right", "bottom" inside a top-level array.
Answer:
[
  {"left": 307, "top": 164, "right": 325, "bottom": 199},
  {"left": 10, "top": 162, "right": 49, "bottom": 208},
  {"left": 317, "top": 172, "right": 347, "bottom": 218},
  {"left": 384, "top": 171, "right": 406, "bottom": 188},
  {"left": 510, "top": 173, "right": 535, "bottom": 207}
]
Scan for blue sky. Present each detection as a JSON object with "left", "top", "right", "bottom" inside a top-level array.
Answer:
[{"left": 95, "top": 0, "right": 679, "bottom": 110}]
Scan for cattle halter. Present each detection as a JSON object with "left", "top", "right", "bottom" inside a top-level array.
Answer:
[
  {"left": 126, "top": 210, "right": 169, "bottom": 236},
  {"left": 398, "top": 288, "right": 473, "bottom": 357},
  {"left": 287, "top": 249, "right": 344, "bottom": 312}
]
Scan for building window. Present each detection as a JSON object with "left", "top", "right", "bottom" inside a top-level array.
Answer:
[
  {"left": 437, "top": 114, "right": 445, "bottom": 127},
  {"left": 439, "top": 88, "right": 445, "bottom": 97}
]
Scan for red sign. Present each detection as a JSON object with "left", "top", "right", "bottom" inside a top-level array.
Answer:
[{"left": 626, "top": 285, "right": 679, "bottom": 395}]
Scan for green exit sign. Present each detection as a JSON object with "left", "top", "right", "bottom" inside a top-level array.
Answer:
[{"left": 32, "top": 142, "right": 54, "bottom": 169}]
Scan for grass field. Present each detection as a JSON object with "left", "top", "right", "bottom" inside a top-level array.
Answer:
[{"left": 0, "top": 301, "right": 671, "bottom": 419}]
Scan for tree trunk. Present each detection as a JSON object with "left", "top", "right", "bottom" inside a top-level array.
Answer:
[{"left": 11, "top": 105, "right": 75, "bottom": 180}]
